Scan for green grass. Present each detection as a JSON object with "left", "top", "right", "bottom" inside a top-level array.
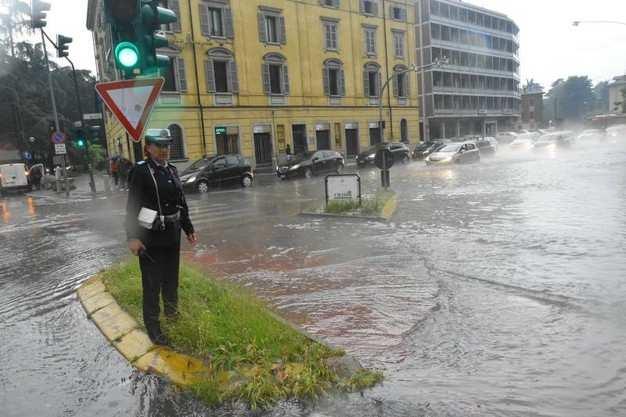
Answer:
[
  {"left": 325, "top": 191, "right": 395, "bottom": 216},
  {"left": 101, "top": 260, "right": 382, "bottom": 408}
]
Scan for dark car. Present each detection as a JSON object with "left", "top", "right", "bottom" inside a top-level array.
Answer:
[
  {"left": 476, "top": 137, "right": 498, "bottom": 155},
  {"left": 179, "top": 154, "right": 254, "bottom": 193},
  {"left": 422, "top": 141, "right": 448, "bottom": 159},
  {"left": 413, "top": 141, "right": 442, "bottom": 159},
  {"left": 276, "top": 150, "right": 344, "bottom": 179},
  {"left": 356, "top": 142, "right": 411, "bottom": 167}
]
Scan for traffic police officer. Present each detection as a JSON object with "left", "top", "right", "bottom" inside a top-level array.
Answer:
[{"left": 125, "top": 129, "right": 197, "bottom": 345}]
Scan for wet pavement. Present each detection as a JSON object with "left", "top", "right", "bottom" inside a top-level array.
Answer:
[{"left": 1, "top": 137, "right": 626, "bottom": 416}]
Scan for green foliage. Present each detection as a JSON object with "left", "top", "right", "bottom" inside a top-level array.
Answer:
[
  {"left": 325, "top": 192, "right": 394, "bottom": 216},
  {"left": 543, "top": 76, "right": 595, "bottom": 122},
  {"left": 101, "top": 260, "right": 382, "bottom": 408}
]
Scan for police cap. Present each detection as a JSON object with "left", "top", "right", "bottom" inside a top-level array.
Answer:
[{"left": 145, "top": 128, "right": 172, "bottom": 146}]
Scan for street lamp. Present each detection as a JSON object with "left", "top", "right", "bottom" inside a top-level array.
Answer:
[
  {"left": 378, "top": 57, "right": 449, "bottom": 142},
  {"left": 573, "top": 20, "right": 626, "bottom": 27}
]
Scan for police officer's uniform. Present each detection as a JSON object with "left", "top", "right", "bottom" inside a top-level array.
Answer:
[{"left": 125, "top": 134, "right": 194, "bottom": 344}]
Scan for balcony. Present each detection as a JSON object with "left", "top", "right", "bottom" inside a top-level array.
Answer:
[
  {"left": 430, "top": 39, "right": 519, "bottom": 61},
  {"left": 433, "top": 108, "right": 520, "bottom": 117},
  {"left": 435, "top": 64, "right": 520, "bottom": 81},
  {"left": 432, "top": 86, "right": 521, "bottom": 98}
]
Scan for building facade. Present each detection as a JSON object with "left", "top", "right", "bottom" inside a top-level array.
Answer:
[
  {"left": 86, "top": 0, "right": 420, "bottom": 167},
  {"left": 608, "top": 74, "right": 626, "bottom": 114},
  {"left": 521, "top": 85, "right": 544, "bottom": 130},
  {"left": 415, "top": 0, "right": 521, "bottom": 140}
]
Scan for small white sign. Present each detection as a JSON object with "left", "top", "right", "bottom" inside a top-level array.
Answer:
[
  {"left": 83, "top": 113, "right": 102, "bottom": 120},
  {"left": 326, "top": 174, "right": 361, "bottom": 203},
  {"left": 55, "top": 143, "right": 67, "bottom": 155}
]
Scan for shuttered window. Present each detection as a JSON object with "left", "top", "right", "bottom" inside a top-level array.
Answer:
[
  {"left": 363, "top": 64, "right": 380, "bottom": 98},
  {"left": 324, "top": 22, "right": 338, "bottom": 50},
  {"left": 393, "top": 66, "right": 409, "bottom": 98},
  {"left": 323, "top": 60, "right": 345, "bottom": 97},
  {"left": 258, "top": 8, "right": 286, "bottom": 44},
  {"left": 390, "top": 5, "right": 406, "bottom": 22},
  {"left": 262, "top": 54, "right": 289, "bottom": 95},
  {"left": 393, "top": 31, "right": 405, "bottom": 58},
  {"left": 320, "top": 0, "right": 339, "bottom": 7},
  {"left": 364, "top": 28, "right": 376, "bottom": 55},
  {"left": 360, "top": 0, "right": 378, "bottom": 16},
  {"left": 199, "top": 2, "right": 234, "bottom": 39},
  {"left": 204, "top": 49, "right": 239, "bottom": 94}
]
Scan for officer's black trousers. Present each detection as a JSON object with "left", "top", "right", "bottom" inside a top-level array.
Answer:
[{"left": 138, "top": 245, "right": 180, "bottom": 340}]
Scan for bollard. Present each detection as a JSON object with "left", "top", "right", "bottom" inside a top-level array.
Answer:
[{"left": 55, "top": 167, "right": 62, "bottom": 193}]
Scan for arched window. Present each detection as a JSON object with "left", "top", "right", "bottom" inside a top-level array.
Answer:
[
  {"left": 400, "top": 119, "right": 408, "bottom": 142},
  {"left": 393, "top": 64, "right": 409, "bottom": 99},
  {"left": 363, "top": 62, "right": 380, "bottom": 97},
  {"left": 323, "top": 59, "right": 345, "bottom": 97},
  {"left": 168, "top": 124, "right": 185, "bottom": 160},
  {"left": 204, "top": 48, "right": 238, "bottom": 94},
  {"left": 262, "top": 53, "right": 289, "bottom": 96}
]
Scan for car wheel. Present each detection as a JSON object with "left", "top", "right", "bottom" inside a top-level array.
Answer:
[
  {"left": 336, "top": 163, "right": 344, "bottom": 174},
  {"left": 304, "top": 168, "right": 313, "bottom": 179},
  {"left": 241, "top": 174, "right": 253, "bottom": 188},
  {"left": 197, "top": 180, "right": 210, "bottom": 193}
]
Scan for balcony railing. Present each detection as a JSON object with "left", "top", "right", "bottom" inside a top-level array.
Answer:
[
  {"left": 432, "top": 86, "right": 521, "bottom": 98},
  {"left": 433, "top": 108, "right": 520, "bottom": 116},
  {"left": 432, "top": 63, "right": 520, "bottom": 81}
]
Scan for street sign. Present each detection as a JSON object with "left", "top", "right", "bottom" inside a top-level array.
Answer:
[
  {"left": 83, "top": 113, "right": 102, "bottom": 120},
  {"left": 54, "top": 143, "right": 67, "bottom": 155},
  {"left": 23, "top": 151, "right": 32, "bottom": 160},
  {"left": 50, "top": 131, "right": 66, "bottom": 144},
  {"left": 325, "top": 174, "right": 362, "bottom": 205},
  {"left": 374, "top": 148, "right": 394, "bottom": 170},
  {"left": 95, "top": 78, "right": 164, "bottom": 142}
]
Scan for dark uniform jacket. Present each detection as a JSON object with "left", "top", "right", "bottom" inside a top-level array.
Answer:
[{"left": 125, "top": 159, "right": 194, "bottom": 248}]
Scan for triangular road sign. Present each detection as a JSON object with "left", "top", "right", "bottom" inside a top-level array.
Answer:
[{"left": 95, "top": 78, "right": 164, "bottom": 143}]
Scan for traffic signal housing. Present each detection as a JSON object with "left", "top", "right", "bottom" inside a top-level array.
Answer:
[
  {"left": 30, "top": 0, "right": 50, "bottom": 29},
  {"left": 73, "top": 129, "right": 87, "bottom": 150},
  {"left": 104, "top": 0, "right": 178, "bottom": 78},
  {"left": 57, "top": 35, "right": 72, "bottom": 58}
]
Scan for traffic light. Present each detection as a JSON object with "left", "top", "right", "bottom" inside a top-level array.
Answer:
[
  {"left": 75, "top": 138, "right": 86, "bottom": 149},
  {"left": 104, "top": 0, "right": 177, "bottom": 78},
  {"left": 74, "top": 129, "right": 86, "bottom": 150},
  {"left": 57, "top": 35, "right": 72, "bottom": 58},
  {"left": 30, "top": 0, "right": 50, "bottom": 29}
]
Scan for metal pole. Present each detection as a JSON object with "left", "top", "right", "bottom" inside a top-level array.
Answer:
[{"left": 40, "top": 29, "right": 69, "bottom": 197}]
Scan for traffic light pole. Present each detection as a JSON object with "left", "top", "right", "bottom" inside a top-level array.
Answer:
[
  {"left": 40, "top": 28, "right": 69, "bottom": 197},
  {"left": 43, "top": 29, "right": 96, "bottom": 195}
]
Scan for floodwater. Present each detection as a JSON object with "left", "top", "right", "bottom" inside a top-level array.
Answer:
[{"left": 1, "top": 136, "right": 625, "bottom": 416}]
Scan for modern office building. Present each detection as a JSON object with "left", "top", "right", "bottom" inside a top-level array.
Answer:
[
  {"left": 87, "top": 0, "right": 420, "bottom": 168},
  {"left": 415, "top": 0, "right": 521, "bottom": 140}
]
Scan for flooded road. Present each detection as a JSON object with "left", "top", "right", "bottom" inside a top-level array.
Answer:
[{"left": 1, "top": 137, "right": 626, "bottom": 416}]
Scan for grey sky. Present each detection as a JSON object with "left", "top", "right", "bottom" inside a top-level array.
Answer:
[{"left": 35, "top": 0, "right": 626, "bottom": 90}]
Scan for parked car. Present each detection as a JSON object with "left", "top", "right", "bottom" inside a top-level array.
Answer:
[
  {"left": 276, "top": 150, "right": 344, "bottom": 179},
  {"left": 0, "top": 162, "right": 31, "bottom": 195},
  {"left": 179, "top": 154, "right": 254, "bottom": 193},
  {"left": 476, "top": 137, "right": 498, "bottom": 155},
  {"left": 356, "top": 142, "right": 411, "bottom": 167},
  {"left": 422, "top": 141, "right": 449, "bottom": 159},
  {"left": 426, "top": 142, "right": 480, "bottom": 165},
  {"left": 533, "top": 131, "right": 574, "bottom": 150}
]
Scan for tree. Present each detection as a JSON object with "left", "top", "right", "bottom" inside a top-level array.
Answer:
[
  {"left": 0, "top": 0, "right": 30, "bottom": 58},
  {"left": 543, "top": 76, "right": 594, "bottom": 123},
  {"left": 592, "top": 81, "right": 610, "bottom": 114}
]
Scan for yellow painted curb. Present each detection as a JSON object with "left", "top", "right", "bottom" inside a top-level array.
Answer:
[
  {"left": 380, "top": 193, "right": 398, "bottom": 220},
  {"left": 77, "top": 276, "right": 209, "bottom": 387}
]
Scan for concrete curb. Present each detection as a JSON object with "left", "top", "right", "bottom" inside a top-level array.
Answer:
[
  {"left": 300, "top": 192, "right": 398, "bottom": 222},
  {"left": 77, "top": 276, "right": 209, "bottom": 386},
  {"left": 77, "top": 274, "right": 367, "bottom": 390}
]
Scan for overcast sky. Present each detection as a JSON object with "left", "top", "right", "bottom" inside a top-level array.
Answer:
[{"left": 33, "top": 0, "right": 626, "bottom": 90}]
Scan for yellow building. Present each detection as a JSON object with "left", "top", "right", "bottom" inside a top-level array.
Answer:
[{"left": 86, "top": 0, "right": 420, "bottom": 167}]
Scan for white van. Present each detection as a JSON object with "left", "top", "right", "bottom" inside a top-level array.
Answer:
[{"left": 0, "top": 163, "right": 31, "bottom": 195}]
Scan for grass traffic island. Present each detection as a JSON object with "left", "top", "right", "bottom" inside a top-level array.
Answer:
[
  {"left": 78, "top": 260, "right": 382, "bottom": 409},
  {"left": 303, "top": 190, "right": 398, "bottom": 221}
]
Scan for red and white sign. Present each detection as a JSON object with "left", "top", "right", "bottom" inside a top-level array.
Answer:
[
  {"left": 95, "top": 78, "right": 164, "bottom": 143},
  {"left": 50, "top": 131, "right": 66, "bottom": 144}
]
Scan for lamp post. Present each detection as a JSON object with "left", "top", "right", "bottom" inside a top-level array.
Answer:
[
  {"left": 573, "top": 20, "right": 626, "bottom": 27},
  {"left": 378, "top": 57, "right": 449, "bottom": 143}
]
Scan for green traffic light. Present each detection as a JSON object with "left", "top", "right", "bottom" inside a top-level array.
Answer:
[
  {"left": 76, "top": 139, "right": 85, "bottom": 148},
  {"left": 114, "top": 41, "right": 139, "bottom": 69}
]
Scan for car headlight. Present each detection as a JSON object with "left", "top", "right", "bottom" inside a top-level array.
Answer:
[
  {"left": 289, "top": 164, "right": 300, "bottom": 170},
  {"left": 367, "top": 153, "right": 375, "bottom": 159},
  {"left": 185, "top": 176, "right": 196, "bottom": 183},
  {"left": 442, "top": 157, "right": 452, "bottom": 163}
]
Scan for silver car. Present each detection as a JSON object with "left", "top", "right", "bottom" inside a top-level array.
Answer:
[{"left": 426, "top": 142, "right": 481, "bottom": 165}]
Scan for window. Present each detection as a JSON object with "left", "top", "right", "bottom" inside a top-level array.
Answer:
[
  {"left": 364, "top": 27, "right": 376, "bottom": 55},
  {"left": 323, "top": 59, "right": 345, "bottom": 97},
  {"left": 163, "top": 57, "right": 187, "bottom": 92},
  {"left": 393, "top": 31, "right": 405, "bottom": 58},
  {"left": 391, "top": 6, "right": 406, "bottom": 21},
  {"left": 361, "top": 0, "right": 378, "bottom": 16},
  {"left": 321, "top": 0, "right": 339, "bottom": 7},
  {"left": 400, "top": 119, "right": 408, "bottom": 142},
  {"left": 262, "top": 53, "right": 289, "bottom": 96},
  {"left": 363, "top": 63, "right": 380, "bottom": 98},
  {"left": 199, "top": 2, "right": 233, "bottom": 39},
  {"left": 205, "top": 49, "right": 239, "bottom": 94},
  {"left": 159, "top": 0, "right": 181, "bottom": 32},
  {"left": 324, "top": 21, "right": 338, "bottom": 50},
  {"left": 208, "top": 7, "right": 223, "bottom": 36},
  {"left": 168, "top": 124, "right": 185, "bottom": 160},
  {"left": 393, "top": 65, "right": 409, "bottom": 98},
  {"left": 258, "top": 8, "right": 286, "bottom": 44}
]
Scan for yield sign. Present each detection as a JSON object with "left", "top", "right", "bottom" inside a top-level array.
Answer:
[{"left": 95, "top": 78, "right": 164, "bottom": 142}]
